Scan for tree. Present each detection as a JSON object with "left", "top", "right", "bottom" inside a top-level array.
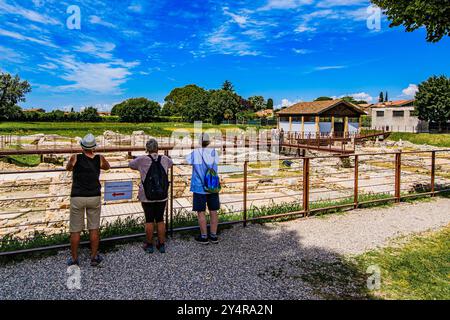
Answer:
[
  {"left": 341, "top": 96, "right": 359, "bottom": 104},
  {"left": 314, "top": 96, "right": 333, "bottom": 101},
  {"left": 371, "top": 0, "right": 450, "bottom": 42},
  {"left": 385, "top": 91, "right": 389, "bottom": 102},
  {"left": 267, "top": 98, "right": 274, "bottom": 110},
  {"left": 248, "top": 96, "right": 266, "bottom": 111},
  {"left": 79, "top": 107, "right": 101, "bottom": 122},
  {"left": 0, "top": 72, "right": 31, "bottom": 121},
  {"left": 114, "top": 98, "right": 160, "bottom": 122},
  {"left": 207, "top": 90, "right": 240, "bottom": 124},
  {"left": 162, "top": 84, "right": 208, "bottom": 117},
  {"left": 182, "top": 90, "right": 211, "bottom": 122},
  {"left": 415, "top": 75, "right": 450, "bottom": 132},
  {"left": 222, "top": 80, "right": 234, "bottom": 92},
  {"left": 379, "top": 92, "right": 384, "bottom": 103}
]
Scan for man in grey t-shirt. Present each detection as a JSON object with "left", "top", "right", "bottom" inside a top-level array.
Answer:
[{"left": 129, "top": 139, "right": 173, "bottom": 253}]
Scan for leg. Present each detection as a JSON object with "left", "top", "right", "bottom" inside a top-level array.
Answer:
[
  {"left": 86, "top": 197, "right": 102, "bottom": 259},
  {"left": 193, "top": 193, "right": 208, "bottom": 237},
  {"left": 197, "top": 211, "right": 208, "bottom": 236},
  {"left": 70, "top": 232, "right": 81, "bottom": 261},
  {"left": 209, "top": 210, "right": 218, "bottom": 235},
  {"left": 89, "top": 229, "right": 100, "bottom": 259},
  {"left": 69, "top": 197, "right": 85, "bottom": 262},
  {"left": 156, "top": 222, "right": 165, "bottom": 245},
  {"left": 145, "top": 222, "right": 154, "bottom": 245},
  {"left": 206, "top": 193, "right": 221, "bottom": 236}
]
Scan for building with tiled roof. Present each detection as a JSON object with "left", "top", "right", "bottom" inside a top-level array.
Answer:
[{"left": 276, "top": 99, "right": 365, "bottom": 136}]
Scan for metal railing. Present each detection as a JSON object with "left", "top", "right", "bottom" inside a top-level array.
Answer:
[{"left": 0, "top": 149, "right": 449, "bottom": 256}]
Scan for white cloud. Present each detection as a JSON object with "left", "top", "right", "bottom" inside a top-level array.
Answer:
[
  {"left": 0, "top": 28, "right": 56, "bottom": 47},
  {"left": 45, "top": 55, "right": 136, "bottom": 94},
  {"left": 402, "top": 84, "right": 418, "bottom": 98},
  {"left": 89, "top": 15, "right": 116, "bottom": 28},
  {"left": 0, "top": 0, "right": 60, "bottom": 25},
  {"left": 205, "top": 25, "right": 261, "bottom": 56},
  {"left": 292, "top": 48, "right": 313, "bottom": 54},
  {"left": 295, "top": 25, "right": 317, "bottom": 33},
  {"left": 316, "top": 0, "right": 368, "bottom": 8},
  {"left": 276, "top": 98, "right": 303, "bottom": 109},
  {"left": 314, "top": 65, "right": 346, "bottom": 71},
  {"left": 347, "top": 92, "right": 373, "bottom": 102},
  {"left": 128, "top": 4, "right": 143, "bottom": 13},
  {"left": 0, "top": 45, "right": 22, "bottom": 62},
  {"left": 259, "top": 0, "right": 313, "bottom": 11}
]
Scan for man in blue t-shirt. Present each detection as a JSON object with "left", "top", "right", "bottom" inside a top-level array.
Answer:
[{"left": 186, "top": 133, "right": 220, "bottom": 244}]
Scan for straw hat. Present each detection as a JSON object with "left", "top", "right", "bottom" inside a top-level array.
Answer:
[{"left": 80, "top": 133, "right": 97, "bottom": 150}]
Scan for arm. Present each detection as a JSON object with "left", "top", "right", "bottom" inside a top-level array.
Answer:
[
  {"left": 129, "top": 157, "right": 139, "bottom": 170},
  {"left": 100, "top": 155, "right": 111, "bottom": 170},
  {"left": 66, "top": 154, "right": 77, "bottom": 171}
]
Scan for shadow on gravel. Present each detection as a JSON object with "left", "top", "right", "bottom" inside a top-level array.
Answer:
[
  {"left": 246, "top": 224, "right": 374, "bottom": 300},
  {"left": 0, "top": 221, "right": 376, "bottom": 300}
]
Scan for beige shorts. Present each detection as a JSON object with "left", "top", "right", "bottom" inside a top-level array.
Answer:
[{"left": 70, "top": 196, "right": 102, "bottom": 233}]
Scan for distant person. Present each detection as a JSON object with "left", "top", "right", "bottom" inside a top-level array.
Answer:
[
  {"left": 186, "top": 133, "right": 221, "bottom": 244},
  {"left": 129, "top": 139, "right": 173, "bottom": 253},
  {"left": 66, "top": 133, "right": 110, "bottom": 267}
]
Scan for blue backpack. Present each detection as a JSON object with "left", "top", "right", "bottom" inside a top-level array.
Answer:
[{"left": 196, "top": 150, "right": 221, "bottom": 194}]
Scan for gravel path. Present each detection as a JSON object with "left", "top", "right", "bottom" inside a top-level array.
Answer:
[{"left": 1, "top": 198, "right": 449, "bottom": 300}]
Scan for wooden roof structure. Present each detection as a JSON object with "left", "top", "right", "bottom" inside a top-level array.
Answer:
[{"left": 277, "top": 99, "right": 365, "bottom": 117}]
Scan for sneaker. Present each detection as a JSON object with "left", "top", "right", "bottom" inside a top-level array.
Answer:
[
  {"left": 67, "top": 257, "right": 79, "bottom": 266},
  {"left": 90, "top": 254, "right": 103, "bottom": 267},
  {"left": 156, "top": 242, "right": 166, "bottom": 254},
  {"left": 194, "top": 235, "right": 209, "bottom": 245},
  {"left": 143, "top": 242, "right": 154, "bottom": 253},
  {"left": 209, "top": 234, "right": 219, "bottom": 244}
]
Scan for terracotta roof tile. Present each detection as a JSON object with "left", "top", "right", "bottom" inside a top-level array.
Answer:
[{"left": 276, "top": 99, "right": 365, "bottom": 115}]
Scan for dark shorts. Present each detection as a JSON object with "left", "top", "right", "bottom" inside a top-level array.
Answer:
[
  {"left": 193, "top": 193, "right": 220, "bottom": 212},
  {"left": 142, "top": 201, "right": 166, "bottom": 223}
]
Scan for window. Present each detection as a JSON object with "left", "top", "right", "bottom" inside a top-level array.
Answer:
[
  {"left": 376, "top": 111, "right": 384, "bottom": 117},
  {"left": 393, "top": 111, "right": 404, "bottom": 117}
]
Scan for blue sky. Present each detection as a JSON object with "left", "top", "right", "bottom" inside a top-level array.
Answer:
[{"left": 1, "top": 0, "right": 449, "bottom": 111}]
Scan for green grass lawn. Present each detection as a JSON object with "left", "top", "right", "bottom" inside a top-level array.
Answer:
[
  {"left": 355, "top": 225, "right": 450, "bottom": 300},
  {"left": 0, "top": 122, "right": 268, "bottom": 138},
  {"left": 388, "top": 132, "right": 450, "bottom": 148}
]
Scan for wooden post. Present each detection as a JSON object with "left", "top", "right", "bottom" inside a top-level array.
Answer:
[
  {"left": 395, "top": 152, "right": 402, "bottom": 202},
  {"left": 354, "top": 155, "right": 359, "bottom": 208},
  {"left": 289, "top": 116, "right": 293, "bottom": 133},
  {"left": 315, "top": 116, "right": 320, "bottom": 137},
  {"left": 344, "top": 116, "right": 349, "bottom": 137},
  {"left": 331, "top": 116, "right": 335, "bottom": 137},
  {"left": 302, "top": 157, "right": 310, "bottom": 216},
  {"left": 301, "top": 116, "right": 305, "bottom": 136},
  {"left": 431, "top": 151, "right": 436, "bottom": 196},
  {"left": 243, "top": 161, "right": 248, "bottom": 227}
]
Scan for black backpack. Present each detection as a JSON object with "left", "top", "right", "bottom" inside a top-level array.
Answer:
[{"left": 143, "top": 155, "right": 169, "bottom": 201}]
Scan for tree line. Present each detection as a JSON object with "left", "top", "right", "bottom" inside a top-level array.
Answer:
[{"left": 1, "top": 71, "right": 449, "bottom": 131}]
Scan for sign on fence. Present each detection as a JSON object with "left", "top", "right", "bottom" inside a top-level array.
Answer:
[{"left": 104, "top": 181, "right": 133, "bottom": 201}]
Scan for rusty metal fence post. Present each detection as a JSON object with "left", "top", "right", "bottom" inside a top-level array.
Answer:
[
  {"left": 431, "top": 151, "right": 436, "bottom": 197},
  {"left": 395, "top": 151, "right": 402, "bottom": 202},
  {"left": 243, "top": 161, "right": 248, "bottom": 227},
  {"left": 302, "top": 157, "right": 310, "bottom": 216},
  {"left": 170, "top": 165, "right": 174, "bottom": 236},
  {"left": 354, "top": 155, "right": 359, "bottom": 209}
]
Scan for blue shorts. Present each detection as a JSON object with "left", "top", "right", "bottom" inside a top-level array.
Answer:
[{"left": 193, "top": 193, "right": 220, "bottom": 212}]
